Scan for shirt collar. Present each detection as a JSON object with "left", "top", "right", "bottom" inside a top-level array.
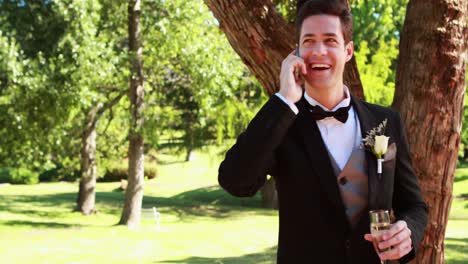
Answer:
[{"left": 304, "top": 85, "right": 351, "bottom": 111}]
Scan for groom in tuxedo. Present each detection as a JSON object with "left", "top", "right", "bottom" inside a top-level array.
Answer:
[{"left": 218, "top": 0, "right": 428, "bottom": 263}]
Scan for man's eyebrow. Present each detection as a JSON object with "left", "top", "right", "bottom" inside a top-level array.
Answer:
[{"left": 302, "top": 33, "right": 338, "bottom": 38}]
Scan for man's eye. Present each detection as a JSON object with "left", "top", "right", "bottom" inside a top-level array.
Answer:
[{"left": 326, "top": 38, "right": 337, "bottom": 43}]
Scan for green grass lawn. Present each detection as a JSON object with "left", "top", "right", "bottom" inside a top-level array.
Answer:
[
  {"left": 445, "top": 167, "right": 468, "bottom": 264},
  {"left": 0, "top": 147, "right": 467, "bottom": 263}
]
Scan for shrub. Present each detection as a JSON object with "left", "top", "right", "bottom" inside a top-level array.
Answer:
[
  {"left": 61, "top": 170, "right": 80, "bottom": 182},
  {"left": 13, "top": 168, "right": 39, "bottom": 184},
  {"left": 100, "top": 163, "right": 158, "bottom": 182},
  {"left": 39, "top": 167, "right": 62, "bottom": 182},
  {"left": 145, "top": 164, "right": 158, "bottom": 180},
  {"left": 101, "top": 165, "right": 127, "bottom": 182},
  {"left": 0, "top": 168, "right": 39, "bottom": 184},
  {"left": 39, "top": 167, "right": 79, "bottom": 182},
  {"left": 0, "top": 168, "right": 11, "bottom": 183}
]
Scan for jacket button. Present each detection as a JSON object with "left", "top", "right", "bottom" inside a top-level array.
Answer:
[{"left": 339, "top": 177, "right": 348, "bottom": 185}]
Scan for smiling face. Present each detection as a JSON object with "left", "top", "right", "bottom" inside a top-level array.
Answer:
[{"left": 299, "top": 15, "right": 354, "bottom": 93}]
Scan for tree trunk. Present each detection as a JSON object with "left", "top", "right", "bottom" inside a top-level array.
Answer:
[
  {"left": 393, "top": 0, "right": 467, "bottom": 263},
  {"left": 75, "top": 89, "right": 125, "bottom": 214},
  {"left": 119, "top": 0, "right": 145, "bottom": 228},
  {"left": 76, "top": 106, "right": 99, "bottom": 215},
  {"left": 184, "top": 122, "right": 195, "bottom": 162},
  {"left": 205, "top": 0, "right": 364, "bottom": 209},
  {"left": 185, "top": 148, "right": 194, "bottom": 162}
]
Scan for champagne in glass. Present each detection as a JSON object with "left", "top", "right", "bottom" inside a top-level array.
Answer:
[{"left": 369, "top": 210, "right": 391, "bottom": 264}]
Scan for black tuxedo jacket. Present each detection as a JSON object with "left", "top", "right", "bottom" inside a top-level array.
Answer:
[{"left": 219, "top": 95, "right": 428, "bottom": 264}]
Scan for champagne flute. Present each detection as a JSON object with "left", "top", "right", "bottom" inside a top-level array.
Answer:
[{"left": 369, "top": 210, "right": 391, "bottom": 264}]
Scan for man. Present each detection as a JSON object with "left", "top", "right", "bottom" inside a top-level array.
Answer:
[{"left": 218, "top": 0, "right": 428, "bottom": 263}]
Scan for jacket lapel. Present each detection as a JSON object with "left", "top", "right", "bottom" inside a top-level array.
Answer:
[
  {"left": 295, "top": 99, "right": 348, "bottom": 223},
  {"left": 351, "top": 97, "right": 379, "bottom": 210}
]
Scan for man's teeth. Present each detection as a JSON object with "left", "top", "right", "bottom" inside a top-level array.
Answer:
[{"left": 311, "top": 64, "right": 330, "bottom": 69}]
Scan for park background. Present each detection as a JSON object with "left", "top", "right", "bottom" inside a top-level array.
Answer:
[{"left": 0, "top": 0, "right": 466, "bottom": 263}]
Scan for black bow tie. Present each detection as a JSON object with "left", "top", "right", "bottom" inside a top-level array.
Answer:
[{"left": 306, "top": 103, "right": 351, "bottom": 123}]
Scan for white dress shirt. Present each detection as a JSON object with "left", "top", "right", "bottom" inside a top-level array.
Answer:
[{"left": 275, "top": 87, "right": 362, "bottom": 170}]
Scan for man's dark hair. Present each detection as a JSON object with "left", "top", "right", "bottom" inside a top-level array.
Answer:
[{"left": 295, "top": 0, "right": 353, "bottom": 44}]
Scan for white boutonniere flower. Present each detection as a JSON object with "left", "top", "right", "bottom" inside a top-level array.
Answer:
[
  {"left": 362, "top": 119, "right": 389, "bottom": 177},
  {"left": 374, "top": 135, "right": 390, "bottom": 159}
]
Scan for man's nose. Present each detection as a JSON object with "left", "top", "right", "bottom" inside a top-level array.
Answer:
[{"left": 305, "top": 42, "right": 327, "bottom": 57}]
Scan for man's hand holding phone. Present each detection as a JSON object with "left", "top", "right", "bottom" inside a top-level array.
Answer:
[{"left": 278, "top": 49, "right": 307, "bottom": 103}]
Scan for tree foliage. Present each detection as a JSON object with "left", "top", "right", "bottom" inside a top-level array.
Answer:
[
  {"left": 0, "top": 0, "right": 128, "bottom": 174},
  {"left": 0, "top": 0, "right": 265, "bottom": 180},
  {"left": 142, "top": 0, "right": 265, "bottom": 155},
  {"left": 460, "top": 68, "right": 468, "bottom": 159},
  {"left": 351, "top": 0, "right": 407, "bottom": 106},
  {"left": 0, "top": 1, "right": 73, "bottom": 169},
  {"left": 355, "top": 38, "right": 398, "bottom": 106}
]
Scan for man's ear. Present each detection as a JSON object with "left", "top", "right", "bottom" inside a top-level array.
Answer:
[{"left": 345, "top": 41, "right": 354, "bottom": 62}]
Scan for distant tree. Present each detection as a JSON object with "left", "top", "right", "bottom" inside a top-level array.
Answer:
[
  {"left": 1, "top": 0, "right": 265, "bottom": 177},
  {"left": 0, "top": 0, "right": 132, "bottom": 212},
  {"left": 0, "top": 0, "right": 75, "bottom": 170},
  {"left": 118, "top": 0, "right": 145, "bottom": 228},
  {"left": 68, "top": 0, "right": 128, "bottom": 215},
  {"left": 1, "top": 0, "right": 129, "bottom": 213},
  {"left": 77, "top": 90, "right": 126, "bottom": 215}
]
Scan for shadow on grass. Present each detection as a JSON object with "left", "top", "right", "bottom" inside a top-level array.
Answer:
[
  {"left": 445, "top": 237, "right": 468, "bottom": 264},
  {"left": 157, "top": 160, "right": 187, "bottom": 165},
  {"left": 142, "top": 185, "right": 274, "bottom": 220},
  {"left": 0, "top": 193, "right": 78, "bottom": 219},
  {"left": 165, "top": 185, "right": 261, "bottom": 208},
  {"left": 157, "top": 246, "right": 277, "bottom": 264},
  {"left": 455, "top": 174, "right": 468, "bottom": 182},
  {"left": 0, "top": 220, "right": 84, "bottom": 228},
  {"left": 0, "top": 185, "right": 274, "bottom": 223},
  {"left": 456, "top": 159, "right": 468, "bottom": 169}
]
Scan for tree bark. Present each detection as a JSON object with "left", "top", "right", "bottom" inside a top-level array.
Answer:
[
  {"left": 205, "top": 0, "right": 364, "bottom": 209},
  {"left": 393, "top": 0, "right": 467, "bottom": 263},
  {"left": 76, "top": 106, "right": 99, "bottom": 215},
  {"left": 119, "top": 0, "right": 145, "bottom": 228}
]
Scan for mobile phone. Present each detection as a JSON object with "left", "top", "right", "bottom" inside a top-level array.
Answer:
[{"left": 294, "top": 47, "right": 304, "bottom": 85}]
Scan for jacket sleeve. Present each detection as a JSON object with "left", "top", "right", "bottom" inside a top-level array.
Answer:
[
  {"left": 391, "top": 111, "right": 428, "bottom": 264},
  {"left": 218, "top": 95, "right": 297, "bottom": 197}
]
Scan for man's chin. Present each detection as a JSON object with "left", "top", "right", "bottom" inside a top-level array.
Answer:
[{"left": 304, "top": 78, "right": 333, "bottom": 91}]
